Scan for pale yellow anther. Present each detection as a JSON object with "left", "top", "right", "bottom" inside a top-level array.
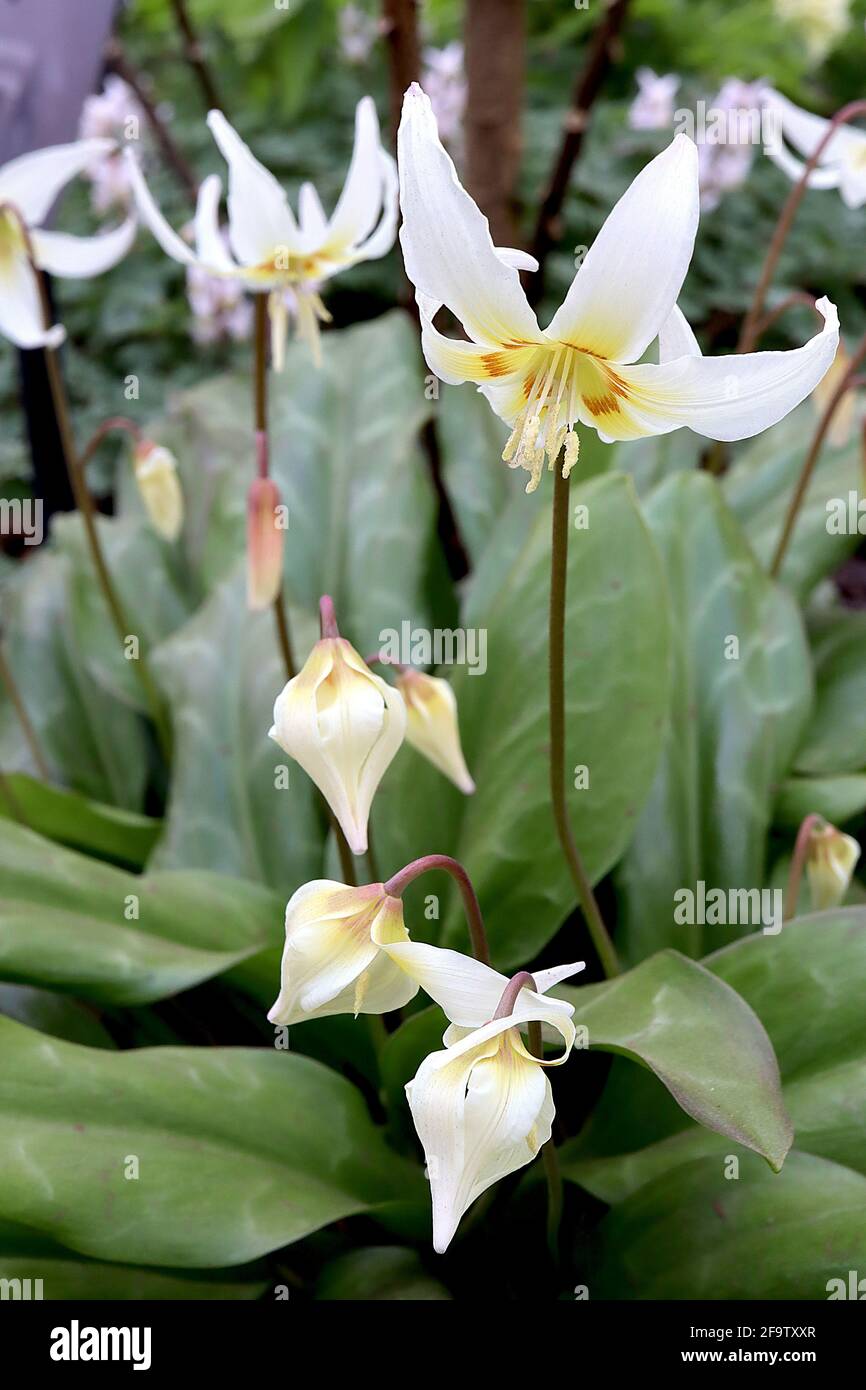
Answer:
[{"left": 562, "top": 430, "right": 580, "bottom": 479}]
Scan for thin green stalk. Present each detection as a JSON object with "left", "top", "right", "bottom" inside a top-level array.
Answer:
[
  {"left": 0, "top": 643, "right": 50, "bottom": 779},
  {"left": 528, "top": 1017, "right": 563, "bottom": 1263},
  {"left": 549, "top": 466, "right": 619, "bottom": 977}
]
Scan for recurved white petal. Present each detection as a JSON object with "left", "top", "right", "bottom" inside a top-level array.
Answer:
[
  {"left": 545, "top": 134, "right": 700, "bottom": 363},
  {"left": 342, "top": 150, "right": 398, "bottom": 264},
  {"left": 398, "top": 83, "right": 542, "bottom": 346},
  {"left": 30, "top": 215, "right": 137, "bottom": 278},
  {"left": 381, "top": 939, "right": 582, "bottom": 1033},
  {"left": 658, "top": 303, "right": 701, "bottom": 361},
  {"left": 764, "top": 90, "right": 865, "bottom": 170},
  {"left": 591, "top": 295, "right": 839, "bottom": 442},
  {"left": 764, "top": 135, "right": 842, "bottom": 191},
  {"left": 0, "top": 138, "right": 115, "bottom": 225},
  {"left": 194, "top": 174, "right": 235, "bottom": 270},
  {"left": 326, "top": 96, "right": 389, "bottom": 253},
  {"left": 125, "top": 149, "right": 199, "bottom": 267},
  {"left": 0, "top": 240, "right": 65, "bottom": 349},
  {"left": 206, "top": 109, "right": 301, "bottom": 266},
  {"left": 298, "top": 180, "right": 329, "bottom": 250}
]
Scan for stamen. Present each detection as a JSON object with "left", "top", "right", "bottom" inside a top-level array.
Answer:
[{"left": 562, "top": 430, "right": 580, "bottom": 478}]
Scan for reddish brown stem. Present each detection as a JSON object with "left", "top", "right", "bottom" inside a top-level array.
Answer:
[
  {"left": 492, "top": 970, "right": 536, "bottom": 1019},
  {"left": 381, "top": 0, "right": 421, "bottom": 141},
  {"left": 105, "top": 37, "right": 199, "bottom": 204},
  {"left": 169, "top": 0, "right": 223, "bottom": 112},
  {"left": 384, "top": 854, "right": 491, "bottom": 964},
  {"left": 464, "top": 0, "right": 525, "bottom": 247}
]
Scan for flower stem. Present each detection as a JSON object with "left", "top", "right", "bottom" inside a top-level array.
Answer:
[
  {"left": 738, "top": 99, "right": 866, "bottom": 354},
  {"left": 0, "top": 642, "right": 51, "bottom": 780},
  {"left": 549, "top": 466, "right": 619, "bottom": 977},
  {"left": 254, "top": 294, "right": 296, "bottom": 681},
  {"left": 39, "top": 306, "right": 172, "bottom": 761},
  {"left": 770, "top": 330, "right": 866, "bottom": 578},
  {"left": 384, "top": 854, "right": 490, "bottom": 964},
  {"left": 784, "top": 813, "right": 822, "bottom": 921},
  {"left": 528, "top": 1017, "right": 563, "bottom": 1263}
]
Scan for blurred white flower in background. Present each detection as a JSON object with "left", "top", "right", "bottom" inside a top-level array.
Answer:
[
  {"left": 774, "top": 0, "right": 850, "bottom": 61},
  {"left": 422, "top": 42, "right": 466, "bottom": 151},
  {"left": 338, "top": 4, "right": 378, "bottom": 66},
  {"left": 697, "top": 79, "right": 768, "bottom": 211},
  {"left": 78, "top": 76, "right": 145, "bottom": 216},
  {"left": 628, "top": 68, "right": 680, "bottom": 132},
  {"left": 183, "top": 224, "right": 253, "bottom": 345}
]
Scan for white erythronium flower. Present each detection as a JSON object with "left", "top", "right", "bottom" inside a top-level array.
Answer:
[
  {"left": 126, "top": 97, "right": 397, "bottom": 367},
  {"left": 395, "top": 668, "right": 475, "bottom": 794},
  {"left": 697, "top": 79, "right": 768, "bottom": 212},
  {"left": 763, "top": 89, "right": 866, "bottom": 209},
  {"left": 269, "top": 603, "right": 406, "bottom": 855},
  {"left": 806, "top": 821, "right": 861, "bottom": 910},
  {"left": 628, "top": 67, "right": 680, "bottom": 132},
  {"left": 133, "top": 440, "right": 183, "bottom": 541},
  {"left": 0, "top": 140, "right": 136, "bottom": 349},
  {"left": 393, "top": 956, "right": 584, "bottom": 1253},
  {"left": 267, "top": 880, "right": 417, "bottom": 1025},
  {"left": 398, "top": 84, "right": 839, "bottom": 493},
  {"left": 773, "top": 0, "right": 850, "bottom": 61}
]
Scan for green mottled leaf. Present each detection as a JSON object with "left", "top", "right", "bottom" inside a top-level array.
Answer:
[
  {"left": 795, "top": 609, "right": 866, "bottom": 775},
  {"left": 558, "top": 949, "right": 791, "bottom": 1171},
  {"left": 0, "top": 822, "right": 281, "bottom": 1005},
  {"left": 723, "top": 401, "right": 862, "bottom": 600},
  {"left": 590, "top": 1150, "right": 866, "bottom": 1300},
  {"left": 617, "top": 471, "right": 812, "bottom": 963},
  {"left": 0, "top": 1016, "right": 425, "bottom": 1266},
  {"left": 775, "top": 773, "right": 866, "bottom": 829},
  {"left": 374, "top": 472, "right": 671, "bottom": 967},
  {"left": 0, "top": 773, "right": 160, "bottom": 869},
  {"left": 0, "top": 984, "right": 115, "bottom": 1049},
  {"left": 316, "top": 1246, "right": 451, "bottom": 1301}
]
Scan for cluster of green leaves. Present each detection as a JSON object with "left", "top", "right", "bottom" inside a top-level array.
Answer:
[{"left": 2, "top": 0, "right": 866, "bottom": 1303}]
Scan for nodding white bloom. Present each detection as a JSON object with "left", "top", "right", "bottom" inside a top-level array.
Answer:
[
  {"left": 267, "top": 880, "right": 417, "bottom": 1025},
  {"left": 773, "top": 0, "right": 850, "bottom": 61},
  {"left": 246, "top": 476, "right": 284, "bottom": 610},
  {"left": 0, "top": 140, "right": 136, "bottom": 349},
  {"left": 398, "top": 85, "right": 839, "bottom": 493},
  {"left": 270, "top": 630, "right": 406, "bottom": 855},
  {"left": 390, "top": 952, "right": 585, "bottom": 1253},
  {"left": 628, "top": 68, "right": 680, "bottom": 132},
  {"left": 806, "top": 821, "right": 861, "bottom": 910},
  {"left": 813, "top": 340, "right": 858, "bottom": 446},
  {"left": 126, "top": 98, "right": 397, "bottom": 367},
  {"left": 396, "top": 668, "right": 474, "bottom": 794},
  {"left": 763, "top": 90, "right": 866, "bottom": 209},
  {"left": 133, "top": 441, "right": 183, "bottom": 541}
]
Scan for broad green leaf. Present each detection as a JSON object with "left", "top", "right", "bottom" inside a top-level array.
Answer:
[
  {"left": 0, "top": 1222, "right": 266, "bottom": 1300},
  {"left": 616, "top": 471, "right": 812, "bottom": 963},
  {"left": 0, "top": 1017, "right": 425, "bottom": 1266},
  {"left": 0, "top": 984, "right": 115, "bottom": 1049},
  {"left": 722, "top": 401, "right": 862, "bottom": 600},
  {"left": 436, "top": 385, "right": 517, "bottom": 567},
  {"left": 316, "top": 1247, "right": 451, "bottom": 1301},
  {"left": 794, "top": 609, "right": 866, "bottom": 775},
  {"left": 150, "top": 569, "right": 325, "bottom": 893},
  {"left": 558, "top": 949, "right": 792, "bottom": 1171},
  {"left": 590, "top": 1150, "right": 866, "bottom": 1300},
  {"left": 0, "top": 822, "right": 282, "bottom": 1005},
  {"left": 0, "top": 552, "right": 148, "bottom": 809},
  {"left": 373, "top": 472, "right": 672, "bottom": 967},
  {"left": 52, "top": 511, "right": 191, "bottom": 714},
  {"left": 143, "top": 311, "right": 438, "bottom": 656},
  {"left": 0, "top": 773, "right": 160, "bottom": 869},
  {"left": 563, "top": 912, "right": 866, "bottom": 1202},
  {"left": 775, "top": 773, "right": 866, "bottom": 829}
]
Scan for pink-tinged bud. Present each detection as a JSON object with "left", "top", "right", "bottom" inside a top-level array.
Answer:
[
  {"left": 396, "top": 669, "right": 475, "bottom": 794},
  {"left": 133, "top": 441, "right": 183, "bottom": 541},
  {"left": 246, "top": 477, "right": 284, "bottom": 611}
]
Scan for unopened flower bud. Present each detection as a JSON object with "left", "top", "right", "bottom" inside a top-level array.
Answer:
[
  {"left": 395, "top": 668, "right": 474, "bottom": 794},
  {"left": 806, "top": 820, "right": 861, "bottom": 910},
  {"left": 247, "top": 476, "right": 284, "bottom": 610},
  {"left": 133, "top": 441, "right": 183, "bottom": 541}
]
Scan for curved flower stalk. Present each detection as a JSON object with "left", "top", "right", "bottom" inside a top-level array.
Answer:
[
  {"left": 0, "top": 140, "right": 136, "bottom": 349},
  {"left": 126, "top": 97, "right": 397, "bottom": 367},
  {"left": 269, "top": 598, "right": 406, "bottom": 855},
  {"left": 267, "top": 880, "right": 416, "bottom": 1025},
  {"left": 813, "top": 340, "right": 858, "bottom": 447},
  {"left": 627, "top": 67, "right": 680, "bottom": 132},
  {"left": 397, "top": 85, "right": 839, "bottom": 493},
  {"left": 403, "top": 967, "right": 581, "bottom": 1253},
  {"left": 763, "top": 90, "right": 866, "bottom": 208},
  {"left": 133, "top": 440, "right": 184, "bottom": 541},
  {"left": 392, "top": 667, "right": 474, "bottom": 794}
]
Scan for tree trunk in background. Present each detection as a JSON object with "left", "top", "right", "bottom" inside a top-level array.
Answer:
[
  {"left": 464, "top": 0, "right": 525, "bottom": 247},
  {"left": 382, "top": 0, "right": 421, "bottom": 142}
]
